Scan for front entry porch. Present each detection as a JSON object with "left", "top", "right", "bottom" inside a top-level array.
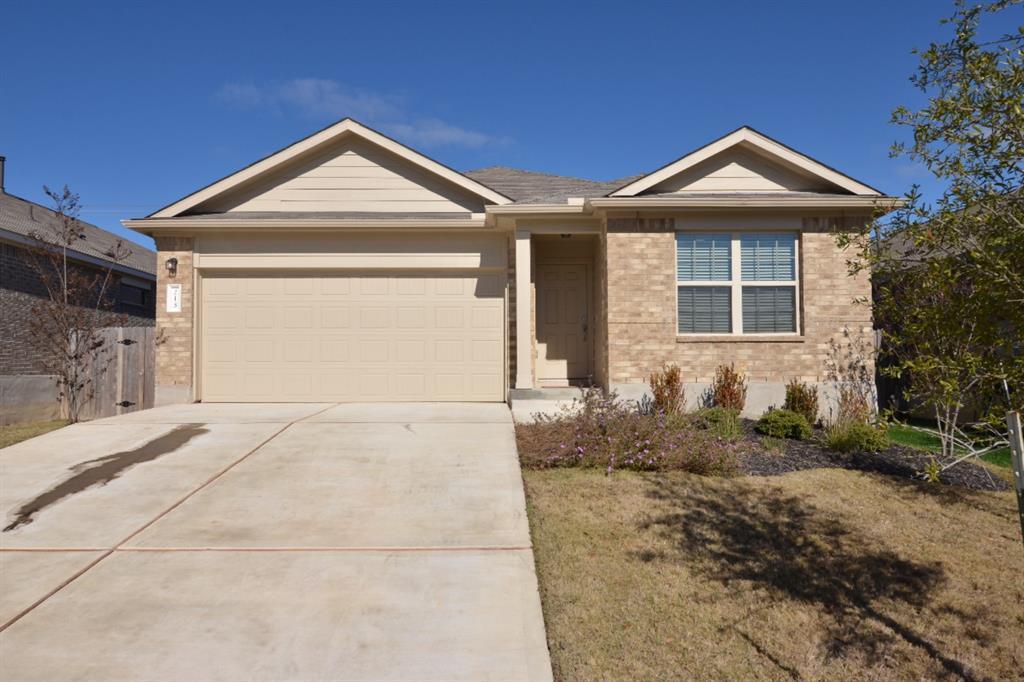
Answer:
[{"left": 513, "top": 229, "right": 600, "bottom": 392}]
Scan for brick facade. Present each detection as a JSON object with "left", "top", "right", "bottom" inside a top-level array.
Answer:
[
  {"left": 0, "top": 241, "right": 155, "bottom": 375},
  {"left": 602, "top": 216, "right": 873, "bottom": 388},
  {"left": 154, "top": 237, "right": 194, "bottom": 401}
]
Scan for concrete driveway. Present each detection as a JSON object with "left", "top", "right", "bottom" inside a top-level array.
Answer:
[{"left": 0, "top": 403, "right": 552, "bottom": 681}]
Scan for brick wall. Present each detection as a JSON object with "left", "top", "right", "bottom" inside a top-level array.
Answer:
[
  {"left": 154, "top": 237, "right": 194, "bottom": 400},
  {"left": 1, "top": 241, "right": 154, "bottom": 375},
  {"left": 593, "top": 231, "right": 609, "bottom": 387},
  {"left": 604, "top": 216, "right": 873, "bottom": 386}
]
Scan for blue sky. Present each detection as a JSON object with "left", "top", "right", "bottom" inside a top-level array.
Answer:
[{"left": 3, "top": 1, "right": 1020, "bottom": 251}]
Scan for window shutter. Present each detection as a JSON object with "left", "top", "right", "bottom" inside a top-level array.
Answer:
[
  {"left": 742, "top": 286, "right": 796, "bottom": 333},
  {"left": 677, "top": 234, "right": 731, "bottom": 281},
  {"left": 678, "top": 286, "right": 731, "bottom": 333},
  {"left": 741, "top": 233, "right": 795, "bottom": 281}
]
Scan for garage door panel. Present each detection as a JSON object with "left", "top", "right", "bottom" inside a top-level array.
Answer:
[{"left": 201, "top": 272, "right": 505, "bottom": 402}]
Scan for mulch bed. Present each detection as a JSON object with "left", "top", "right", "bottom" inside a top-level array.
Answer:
[{"left": 738, "top": 422, "right": 1008, "bottom": 492}]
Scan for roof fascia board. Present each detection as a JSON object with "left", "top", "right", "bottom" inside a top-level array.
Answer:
[
  {"left": 588, "top": 196, "right": 903, "bottom": 210},
  {"left": 485, "top": 204, "right": 588, "bottom": 215},
  {"left": 124, "top": 217, "right": 490, "bottom": 235},
  {"left": 150, "top": 119, "right": 511, "bottom": 218},
  {"left": 609, "top": 127, "right": 882, "bottom": 198}
]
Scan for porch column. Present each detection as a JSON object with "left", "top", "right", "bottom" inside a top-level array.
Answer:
[{"left": 514, "top": 229, "right": 533, "bottom": 389}]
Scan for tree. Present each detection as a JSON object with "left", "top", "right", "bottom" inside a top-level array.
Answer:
[
  {"left": 25, "top": 186, "right": 131, "bottom": 422},
  {"left": 839, "top": 0, "right": 1024, "bottom": 468}
]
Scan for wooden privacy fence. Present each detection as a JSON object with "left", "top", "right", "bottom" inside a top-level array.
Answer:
[{"left": 77, "top": 327, "right": 155, "bottom": 421}]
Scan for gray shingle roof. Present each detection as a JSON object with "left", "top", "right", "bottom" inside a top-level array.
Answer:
[
  {"left": 0, "top": 191, "right": 156, "bottom": 276},
  {"left": 464, "top": 167, "right": 641, "bottom": 204}
]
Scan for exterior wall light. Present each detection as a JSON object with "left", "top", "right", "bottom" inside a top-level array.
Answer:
[{"left": 165, "top": 257, "right": 178, "bottom": 276}]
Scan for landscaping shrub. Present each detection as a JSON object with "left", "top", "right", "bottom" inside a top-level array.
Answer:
[
  {"left": 694, "top": 406, "right": 743, "bottom": 440},
  {"left": 756, "top": 408, "right": 812, "bottom": 440},
  {"left": 824, "top": 420, "right": 889, "bottom": 453},
  {"left": 760, "top": 435, "right": 785, "bottom": 454},
  {"left": 649, "top": 364, "right": 685, "bottom": 415},
  {"left": 516, "top": 389, "right": 739, "bottom": 476},
  {"left": 783, "top": 378, "right": 819, "bottom": 425},
  {"left": 705, "top": 363, "right": 747, "bottom": 411}
]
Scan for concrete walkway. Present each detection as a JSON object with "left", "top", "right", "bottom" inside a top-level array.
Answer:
[{"left": 0, "top": 403, "right": 552, "bottom": 681}]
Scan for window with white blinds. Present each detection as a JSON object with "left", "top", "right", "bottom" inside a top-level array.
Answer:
[{"left": 677, "top": 231, "right": 799, "bottom": 335}]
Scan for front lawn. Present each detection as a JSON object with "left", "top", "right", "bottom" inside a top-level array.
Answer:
[
  {"left": 524, "top": 467, "right": 1024, "bottom": 681},
  {"left": 0, "top": 420, "right": 68, "bottom": 449}
]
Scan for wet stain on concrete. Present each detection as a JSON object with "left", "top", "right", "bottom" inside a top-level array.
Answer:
[{"left": 3, "top": 424, "right": 209, "bottom": 532}]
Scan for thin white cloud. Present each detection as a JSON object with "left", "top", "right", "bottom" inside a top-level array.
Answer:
[
  {"left": 383, "top": 119, "right": 498, "bottom": 149},
  {"left": 215, "top": 78, "right": 505, "bottom": 149}
]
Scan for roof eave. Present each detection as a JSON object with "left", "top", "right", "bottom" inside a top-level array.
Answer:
[
  {"left": 587, "top": 196, "right": 905, "bottom": 210},
  {"left": 484, "top": 203, "right": 589, "bottom": 215},
  {"left": 0, "top": 228, "right": 156, "bottom": 279},
  {"left": 123, "top": 216, "right": 492, "bottom": 235}
]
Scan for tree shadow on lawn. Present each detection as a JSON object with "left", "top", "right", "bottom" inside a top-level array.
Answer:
[
  {"left": 638, "top": 476, "right": 980, "bottom": 681},
  {"left": 868, "top": 471, "right": 1018, "bottom": 522}
]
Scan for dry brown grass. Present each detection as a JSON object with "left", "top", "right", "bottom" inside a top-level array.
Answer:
[
  {"left": 523, "top": 467, "right": 1024, "bottom": 681},
  {"left": 0, "top": 420, "right": 68, "bottom": 450}
]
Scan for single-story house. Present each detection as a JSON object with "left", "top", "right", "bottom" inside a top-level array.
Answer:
[
  {"left": 124, "top": 119, "right": 896, "bottom": 414},
  {"left": 0, "top": 157, "right": 157, "bottom": 424}
]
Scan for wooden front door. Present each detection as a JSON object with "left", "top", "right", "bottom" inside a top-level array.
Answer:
[{"left": 536, "top": 263, "right": 591, "bottom": 384}]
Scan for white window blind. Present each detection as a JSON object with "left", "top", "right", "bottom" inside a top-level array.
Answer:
[
  {"left": 676, "top": 230, "right": 799, "bottom": 335},
  {"left": 678, "top": 286, "right": 732, "bottom": 334},
  {"left": 677, "top": 234, "right": 731, "bottom": 281},
  {"left": 741, "top": 233, "right": 796, "bottom": 281}
]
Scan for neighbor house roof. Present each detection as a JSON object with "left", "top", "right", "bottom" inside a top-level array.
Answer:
[{"left": 0, "top": 191, "right": 156, "bottom": 277}]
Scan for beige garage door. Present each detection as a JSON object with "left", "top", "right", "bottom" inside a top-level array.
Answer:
[{"left": 200, "top": 271, "right": 505, "bottom": 402}]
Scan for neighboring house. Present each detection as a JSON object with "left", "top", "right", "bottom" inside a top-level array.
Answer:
[
  {"left": 0, "top": 157, "right": 157, "bottom": 422},
  {"left": 124, "top": 119, "right": 896, "bottom": 414}
]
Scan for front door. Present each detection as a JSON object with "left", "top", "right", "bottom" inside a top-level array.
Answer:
[{"left": 535, "top": 263, "right": 591, "bottom": 385}]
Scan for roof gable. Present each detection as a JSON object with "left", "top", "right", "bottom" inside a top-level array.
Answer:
[
  {"left": 151, "top": 118, "right": 511, "bottom": 218},
  {"left": 609, "top": 127, "right": 881, "bottom": 198}
]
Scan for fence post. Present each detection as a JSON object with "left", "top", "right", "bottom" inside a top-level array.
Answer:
[{"left": 1008, "top": 411, "right": 1024, "bottom": 548}]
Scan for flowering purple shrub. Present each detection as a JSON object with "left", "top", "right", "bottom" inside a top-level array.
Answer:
[{"left": 516, "top": 388, "right": 740, "bottom": 476}]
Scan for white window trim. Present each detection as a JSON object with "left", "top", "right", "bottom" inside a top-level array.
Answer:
[{"left": 675, "top": 230, "right": 801, "bottom": 336}]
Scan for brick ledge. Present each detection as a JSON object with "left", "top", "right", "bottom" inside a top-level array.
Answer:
[{"left": 676, "top": 335, "right": 806, "bottom": 344}]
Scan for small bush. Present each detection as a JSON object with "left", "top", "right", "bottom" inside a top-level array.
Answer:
[
  {"left": 705, "top": 363, "right": 748, "bottom": 412},
  {"left": 756, "top": 408, "right": 812, "bottom": 440},
  {"left": 694, "top": 406, "right": 743, "bottom": 440},
  {"left": 516, "top": 389, "right": 739, "bottom": 476},
  {"left": 824, "top": 420, "right": 889, "bottom": 453},
  {"left": 783, "top": 378, "right": 819, "bottom": 425},
  {"left": 760, "top": 435, "right": 786, "bottom": 454},
  {"left": 835, "top": 384, "right": 873, "bottom": 425},
  {"left": 649, "top": 364, "right": 685, "bottom": 415}
]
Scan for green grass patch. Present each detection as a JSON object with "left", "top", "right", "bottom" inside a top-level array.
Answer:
[
  {"left": 0, "top": 420, "right": 69, "bottom": 449},
  {"left": 887, "top": 423, "right": 1012, "bottom": 470},
  {"left": 981, "top": 448, "right": 1012, "bottom": 469},
  {"left": 887, "top": 423, "right": 944, "bottom": 453}
]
